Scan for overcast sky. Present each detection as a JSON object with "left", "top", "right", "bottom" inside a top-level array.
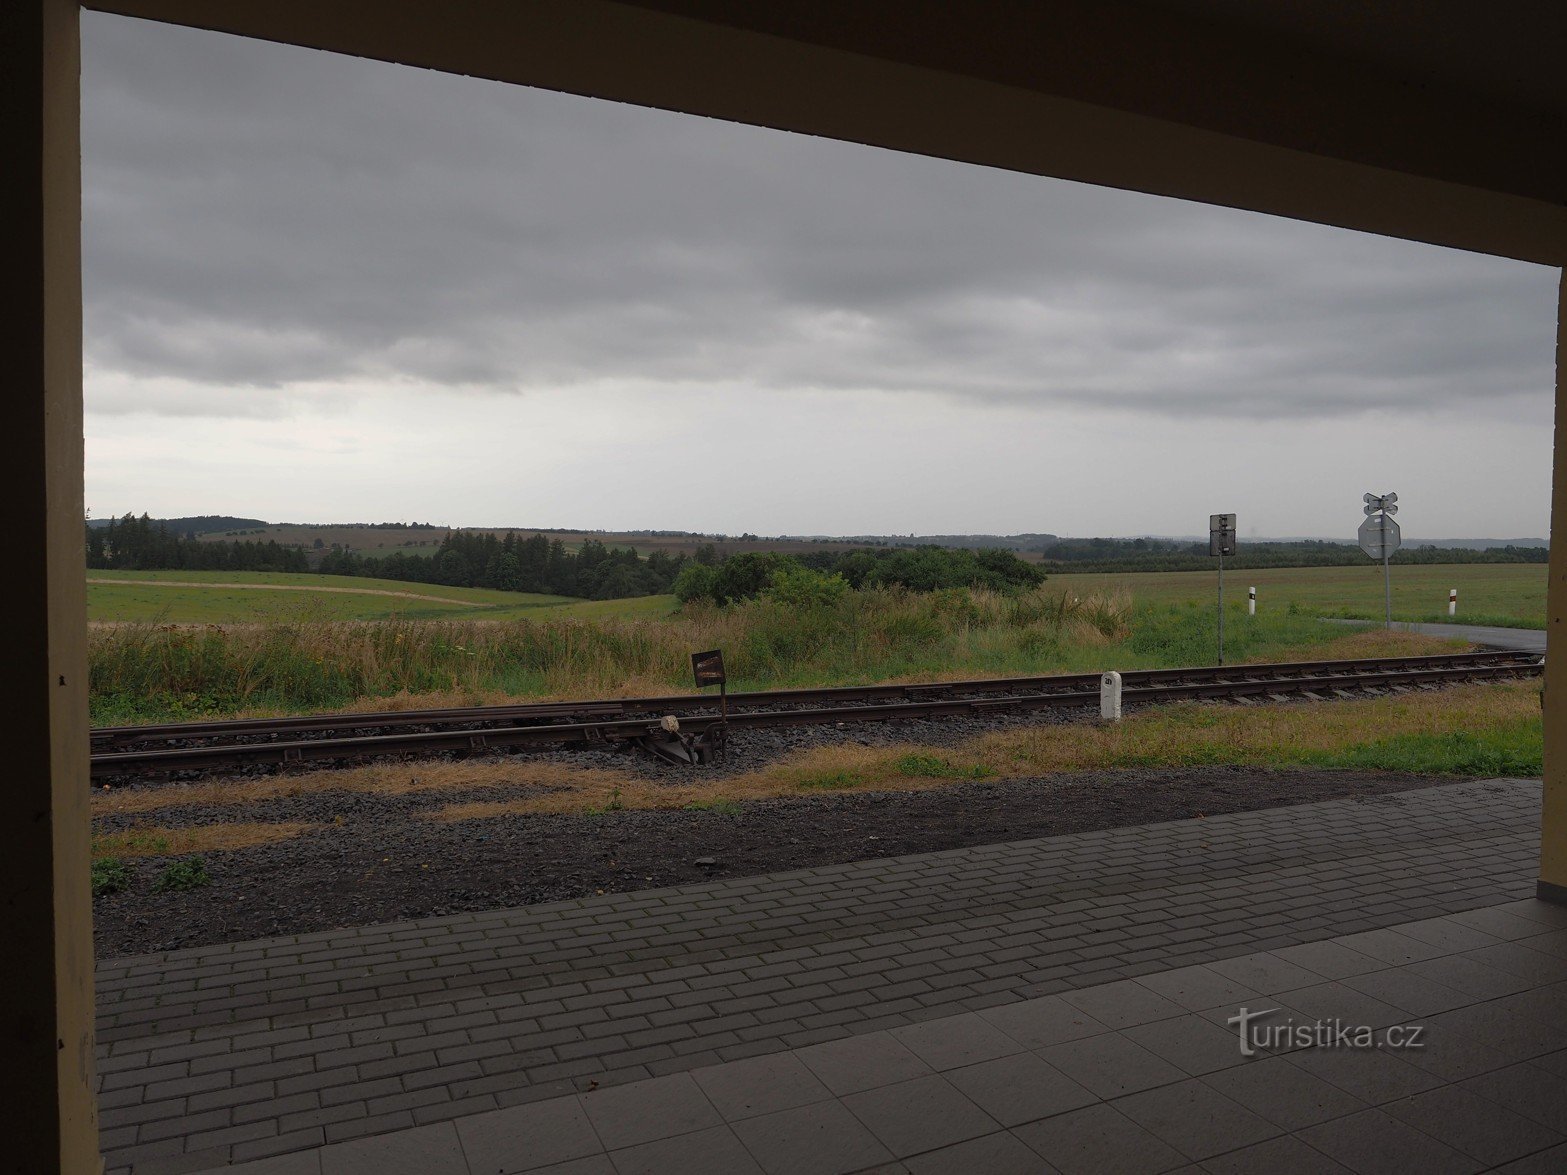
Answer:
[{"left": 82, "top": 12, "right": 1560, "bottom": 540}]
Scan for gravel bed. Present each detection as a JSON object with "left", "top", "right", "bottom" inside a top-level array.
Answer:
[{"left": 93, "top": 757, "right": 1457, "bottom": 959}]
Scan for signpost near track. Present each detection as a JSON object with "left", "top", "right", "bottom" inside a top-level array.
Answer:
[
  {"left": 1209, "top": 513, "right": 1237, "bottom": 664},
  {"left": 1359, "top": 492, "right": 1401, "bottom": 629}
]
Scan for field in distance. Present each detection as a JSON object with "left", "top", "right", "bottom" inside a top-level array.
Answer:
[
  {"left": 1051, "top": 562, "right": 1546, "bottom": 628},
  {"left": 87, "top": 569, "right": 674, "bottom": 624}
]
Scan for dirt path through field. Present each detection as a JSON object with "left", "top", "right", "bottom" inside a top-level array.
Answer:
[{"left": 87, "top": 578, "right": 487, "bottom": 607}]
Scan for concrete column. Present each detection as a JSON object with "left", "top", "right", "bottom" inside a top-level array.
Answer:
[
  {"left": 1542, "top": 271, "right": 1567, "bottom": 904},
  {"left": 0, "top": 1, "right": 98, "bottom": 1169}
]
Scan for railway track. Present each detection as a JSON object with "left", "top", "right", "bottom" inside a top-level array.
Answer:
[{"left": 90, "top": 650, "right": 1542, "bottom": 778}]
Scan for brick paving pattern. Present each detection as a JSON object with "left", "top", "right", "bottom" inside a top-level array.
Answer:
[
  {"left": 193, "top": 896, "right": 1567, "bottom": 1174},
  {"left": 97, "top": 778, "right": 1542, "bottom": 1172}
]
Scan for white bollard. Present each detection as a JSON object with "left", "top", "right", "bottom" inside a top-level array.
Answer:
[
  {"left": 1248, "top": 586, "right": 1256, "bottom": 616},
  {"left": 1100, "top": 671, "right": 1123, "bottom": 722},
  {"left": 1449, "top": 588, "right": 1457, "bottom": 617}
]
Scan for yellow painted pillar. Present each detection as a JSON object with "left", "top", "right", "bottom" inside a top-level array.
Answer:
[
  {"left": 1542, "top": 270, "right": 1567, "bottom": 903},
  {"left": 0, "top": 1, "right": 98, "bottom": 1169}
]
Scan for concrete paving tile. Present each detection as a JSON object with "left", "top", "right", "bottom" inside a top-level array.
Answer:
[
  {"left": 1204, "top": 952, "right": 1325, "bottom": 995},
  {"left": 1200, "top": 1055, "right": 1365, "bottom": 1130},
  {"left": 1197, "top": 1134, "right": 1353, "bottom": 1174},
  {"left": 1134, "top": 967, "right": 1262, "bottom": 1013},
  {"left": 1489, "top": 1143, "right": 1567, "bottom": 1173},
  {"left": 516, "top": 1158, "right": 615, "bottom": 1175},
  {"left": 1460, "top": 942, "right": 1567, "bottom": 983},
  {"left": 1459, "top": 1061, "right": 1567, "bottom": 1130},
  {"left": 1036, "top": 1033, "right": 1186, "bottom": 1099},
  {"left": 1284, "top": 1043, "right": 1444, "bottom": 1105},
  {"left": 454, "top": 1094, "right": 603, "bottom": 1174},
  {"left": 887, "top": 1013, "right": 1025, "bottom": 1071},
  {"left": 795, "top": 1033, "right": 932, "bottom": 1096},
  {"left": 1382, "top": 1084, "right": 1563, "bottom": 1166},
  {"left": 609, "top": 1124, "right": 763, "bottom": 1175},
  {"left": 978, "top": 996, "right": 1108, "bottom": 1049},
  {"left": 578, "top": 1073, "right": 720, "bottom": 1151},
  {"left": 1269, "top": 941, "right": 1388, "bottom": 980},
  {"left": 901, "top": 1130, "right": 1048, "bottom": 1175},
  {"left": 730, "top": 1099, "right": 892, "bottom": 1175},
  {"left": 1058, "top": 980, "right": 1185, "bottom": 1029},
  {"left": 1012, "top": 1102, "right": 1186, "bottom": 1175},
  {"left": 207, "top": 1154, "right": 324, "bottom": 1175},
  {"left": 1339, "top": 967, "right": 1476, "bottom": 1017},
  {"left": 1122, "top": 1015, "right": 1252, "bottom": 1077},
  {"left": 1272, "top": 981, "right": 1411, "bottom": 1030},
  {"left": 318, "top": 1121, "right": 468, "bottom": 1175},
  {"left": 943, "top": 1051, "right": 1097, "bottom": 1127},
  {"left": 1296, "top": 1107, "right": 1482, "bottom": 1174},
  {"left": 1111, "top": 1077, "right": 1279, "bottom": 1160},
  {"left": 1448, "top": 908, "right": 1559, "bottom": 942},
  {"left": 1406, "top": 954, "right": 1535, "bottom": 1000},
  {"left": 841, "top": 1074, "right": 997, "bottom": 1158},
  {"left": 690, "top": 1051, "right": 832, "bottom": 1121}
]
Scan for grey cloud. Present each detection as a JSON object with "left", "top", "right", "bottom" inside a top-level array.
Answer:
[{"left": 82, "top": 12, "right": 1557, "bottom": 420}]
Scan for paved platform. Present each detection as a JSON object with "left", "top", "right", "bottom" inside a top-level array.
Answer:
[
  {"left": 97, "top": 778, "right": 1544, "bottom": 1173},
  {"left": 198, "top": 895, "right": 1567, "bottom": 1174}
]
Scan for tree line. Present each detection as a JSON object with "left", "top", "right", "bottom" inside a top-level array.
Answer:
[
  {"left": 318, "top": 531, "right": 685, "bottom": 598},
  {"left": 87, "top": 513, "right": 309, "bottom": 573},
  {"left": 1034, "top": 537, "right": 1548, "bottom": 574}
]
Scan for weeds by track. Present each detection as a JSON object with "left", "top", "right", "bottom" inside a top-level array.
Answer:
[{"left": 90, "top": 650, "right": 1542, "bottom": 779}]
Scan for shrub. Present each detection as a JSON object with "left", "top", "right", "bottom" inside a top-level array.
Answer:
[
  {"left": 765, "top": 566, "right": 850, "bottom": 609},
  {"left": 91, "top": 858, "right": 132, "bottom": 897},
  {"left": 152, "top": 857, "right": 211, "bottom": 893}
]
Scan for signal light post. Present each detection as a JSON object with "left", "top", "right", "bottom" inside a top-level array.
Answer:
[{"left": 1209, "top": 513, "right": 1236, "bottom": 664}]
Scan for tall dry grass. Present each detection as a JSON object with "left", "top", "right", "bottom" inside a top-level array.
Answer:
[{"left": 89, "top": 586, "right": 1145, "bottom": 723}]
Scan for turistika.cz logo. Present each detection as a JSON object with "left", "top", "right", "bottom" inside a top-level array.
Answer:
[{"left": 1226, "top": 1006, "right": 1426, "bottom": 1057}]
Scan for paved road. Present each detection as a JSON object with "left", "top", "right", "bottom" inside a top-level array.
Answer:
[
  {"left": 96, "top": 778, "right": 1541, "bottom": 1173},
  {"left": 1396, "top": 621, "right": 1546, "bottom": 654},
  {"left": 1326, "top": 618, "right": 1546, "bottom": 654}
]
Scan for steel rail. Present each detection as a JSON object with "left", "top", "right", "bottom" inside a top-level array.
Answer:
[
  {"left": 90, "top": 655, "right": 1541, "bottom": 777},
  {"left": 90, "top": 649, "right": 1539, "bottom": 750}
]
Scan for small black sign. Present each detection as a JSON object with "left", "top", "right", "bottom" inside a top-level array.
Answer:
[
  {"left": 691, "top": 649, "right": 726, "bottom": 688},
  {"left": 1208, "top": 513, "right": 1237, "bottom": 557}
]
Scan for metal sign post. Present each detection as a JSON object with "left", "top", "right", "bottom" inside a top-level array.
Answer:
[
  {"left": 1209, "top": 514, "right": 1236, "bottom": 664},
  {"left": 1358, "top": 493, "right": 1401, "bottom": 629},
  {"left": 691, "top": 649, "right": 727, "bottom": 721}
]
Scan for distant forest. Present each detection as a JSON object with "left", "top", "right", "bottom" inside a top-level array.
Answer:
[
  {"left": 87, "top": 514, "right": 308, "bottom": 573},
  {"left": 1035, "top": 537, "right": 1549, "bottom": 573},
  {"left": 86, "top": 515, "right": 684, "bottom": 599},
  {"left": 318, "top": 532, "right": 684, "bottom": 598}
]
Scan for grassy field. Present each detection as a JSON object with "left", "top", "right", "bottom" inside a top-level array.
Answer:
[
  {"left": 85, "top": 568, "right": 660, "bottom": 624},
  {"left": 87, "top": 577, "right": 1469, "bottom": 724},
  {"left": 1051, "top": 563, "right": 1546, "bottom": 628}
]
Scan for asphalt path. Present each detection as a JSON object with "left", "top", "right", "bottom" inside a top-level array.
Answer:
[{"left": 1328, "top": 617, "right": 1546, "bottom": 654}]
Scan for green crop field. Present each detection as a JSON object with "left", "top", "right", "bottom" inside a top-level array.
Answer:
[
  {"left": 1049, "top": 562, "right": 1546, "bottom": 628},
  {"left": 83, "top": 568, "right": 673, "bottom": 624}
]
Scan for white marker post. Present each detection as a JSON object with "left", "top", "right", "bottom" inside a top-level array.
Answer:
[
  {"left": 1449, "top": 588, "right": 1457, "bottom": 617},
  {"left": 1100, "top": 671, "right": 1123, "bottom": 722},
  {"left": 1248, "top": 586, "right": 1256, "bottom": 616}
]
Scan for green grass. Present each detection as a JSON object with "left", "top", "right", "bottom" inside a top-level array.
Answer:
[
  {"left": 796, "top": 769, "right": 866, "bottom": 790},
  {"left": 152, "top": 857, "right": 211, "bottom": 893},
  {"left": 91, "top": 858, "right": 132, "bottom": 897},
  {"left": 1049, "top": 563, "right": 1546, "bottom": 629},
  {"left": 892, "top": 753, "right": 995, "bottom": 780},
  {"left": 1301, "top": 722, "right": 1542, "bottom": 775}
]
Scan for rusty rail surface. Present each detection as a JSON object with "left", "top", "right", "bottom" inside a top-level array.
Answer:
[{"left": 90, "top": 650, "right": 1542, "bottom": 778}]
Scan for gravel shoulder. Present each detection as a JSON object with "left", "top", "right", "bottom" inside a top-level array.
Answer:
[{"left": 94, "top": 757, "right": 1462, "bottom": 959}]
